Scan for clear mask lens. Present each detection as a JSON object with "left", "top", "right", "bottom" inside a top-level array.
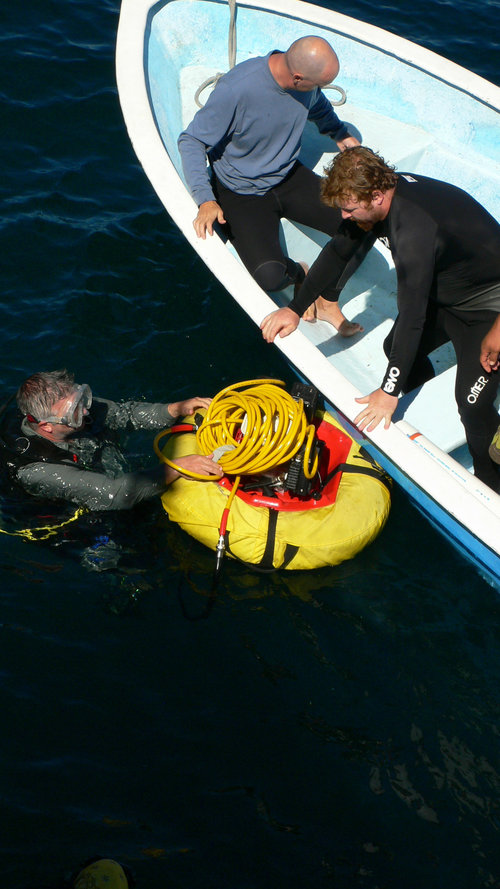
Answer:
[
  {"left": 38, "top": 384, "right": 93, "bottom": 428},
  {"left": 60, "top": 384, "right": 92, "bottom": 428}
]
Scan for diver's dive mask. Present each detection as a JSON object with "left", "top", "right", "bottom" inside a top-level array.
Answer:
[{"left": 34, "top": 384, "right": 92, "bottom": 428}]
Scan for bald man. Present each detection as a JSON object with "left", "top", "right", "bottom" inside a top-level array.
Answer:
[{"left": 178, "top": 36, "right": 370, "bottom": 335}]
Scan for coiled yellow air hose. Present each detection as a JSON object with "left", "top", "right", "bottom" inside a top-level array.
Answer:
[{"left": 154, "top": 379, "right": 318, "bottom": 482}]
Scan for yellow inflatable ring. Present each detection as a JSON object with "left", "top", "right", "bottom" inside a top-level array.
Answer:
[{"left": 159, "top": 408, "right": 391, "bottom": 571}]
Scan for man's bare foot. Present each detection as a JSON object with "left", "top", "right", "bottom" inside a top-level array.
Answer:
[
  {"left": 302, "top": 302, "right": 316, "bottom": 322},
  {"left": 337, "top": 319, "right": 364, "bottom": 336},
  {"left": 315, "top": 296, "right": 364, "bottom": 337}
]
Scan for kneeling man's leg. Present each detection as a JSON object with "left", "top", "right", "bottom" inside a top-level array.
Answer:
[
  {"left": 450, "top": 313, "right": 500, "bottom": 491},
  {"left": 214, "top": 178, "right": 303, "bottom": 291}
]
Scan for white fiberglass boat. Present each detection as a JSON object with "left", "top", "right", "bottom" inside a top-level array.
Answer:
[{"left": 116, "top": 0, "right": 500, "bottom": 588}]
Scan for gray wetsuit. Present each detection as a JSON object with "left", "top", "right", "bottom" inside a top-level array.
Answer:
[{"left": 15, "top": 397, "right": 177, "bottom": 511}]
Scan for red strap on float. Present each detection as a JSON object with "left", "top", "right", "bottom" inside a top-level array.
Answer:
[{"left": 170, "top": 423, "right": 196, "bottom": 434}]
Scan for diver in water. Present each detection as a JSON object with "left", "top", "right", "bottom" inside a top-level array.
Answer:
[{"left": 1, "top": 369, "right": 222, "bottom": 511}]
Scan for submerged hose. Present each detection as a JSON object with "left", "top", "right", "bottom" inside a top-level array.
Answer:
[{"left": 0, "top": 506, "right": 86, "bottom": 541}]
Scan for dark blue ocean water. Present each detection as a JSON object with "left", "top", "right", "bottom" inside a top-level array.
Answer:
[{"left": 1, "top": 1, "right": 500, "bottom": 887}]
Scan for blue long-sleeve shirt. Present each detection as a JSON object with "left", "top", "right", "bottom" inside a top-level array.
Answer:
[{"left": 178, "top": 51, "right": 349, "bottom": 206}]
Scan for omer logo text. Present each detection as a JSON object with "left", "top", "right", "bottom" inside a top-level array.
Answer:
[{"left": 467, "top": 374, "right": 489, "bottom": 404}]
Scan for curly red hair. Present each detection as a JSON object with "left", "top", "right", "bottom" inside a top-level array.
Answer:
[{"left": 321, "top": 147, "right": 398, "bottom": 207}]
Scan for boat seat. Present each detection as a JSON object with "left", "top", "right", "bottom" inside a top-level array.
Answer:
[{"left": 301, "top": 105, "right": 435, "bottom": 174}]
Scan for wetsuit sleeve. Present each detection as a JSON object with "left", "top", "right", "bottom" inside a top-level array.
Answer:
[
  {"left": 380, "top": 205, "right": 438, "bottom": 396},
  {"left": 16, "top": 462, "right": 168, "bottom": 511},
  {"left": 307, "top": 89, "right": 349, "bottom": 141},
  {"left": 178, "top": 79, "right": 237, "bottom": 205},
  {"left": 94, "top": 398, "right": 175, "bottom": 431},
  {"left": 288, "top": 225, "right": 367, "bottom": 315}
]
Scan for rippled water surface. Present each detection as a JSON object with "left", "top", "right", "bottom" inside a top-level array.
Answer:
[{"left": 1, "top": 1, "right": 500, "bottom": 887}]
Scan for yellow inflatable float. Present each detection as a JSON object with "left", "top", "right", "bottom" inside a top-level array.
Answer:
[{"left": 156, "top": 380, "right": 391, "bottom": 571}]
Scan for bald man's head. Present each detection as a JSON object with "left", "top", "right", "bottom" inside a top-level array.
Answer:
[{"left": 285, "top": 36, "right": 339, "bottom": 88}]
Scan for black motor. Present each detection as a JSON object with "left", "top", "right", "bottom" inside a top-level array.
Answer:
[{"left": 284, "top": 382, "right": 323, "bottom": 497}]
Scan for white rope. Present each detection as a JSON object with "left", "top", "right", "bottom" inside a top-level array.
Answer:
[
  {"left": 194, "top": 0, "right": 237, "bottom": 107},
  {"left": 194, "top": 1, "right": 347, "bottom": 109},
  {"left": 324, "top": 84, "right": 347, "bottom": 106}
]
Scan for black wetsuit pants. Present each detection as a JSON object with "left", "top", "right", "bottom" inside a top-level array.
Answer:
[
  {"left": 384, "top": 306, "right": 500, "bottom": 491},
  {"left": 213, "top": 161, "right": 371, "bottom": 294}
]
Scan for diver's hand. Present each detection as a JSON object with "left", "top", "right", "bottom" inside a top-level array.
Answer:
[
  {"left": 166, "top": 453, "right": 223, "bottom": 485},
  {"left": 260, "top": 307, "right": 300, "bottom": 342},
  {"left": 168, "top": 397, "right": 212, "bottom": 418},
  {"left": 354, "top": 388, "right": 397, "bottom": 432},
  {"left": 193, "top": 201, "right": 226, "bottom": 239}
]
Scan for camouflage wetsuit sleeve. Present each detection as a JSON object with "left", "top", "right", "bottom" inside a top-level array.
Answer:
[
  {"left": 91, "top": 397, "right": 176, "bottom": 431},
  {"left": 16, "top": 461, "right": 168, "bottom": 511}
]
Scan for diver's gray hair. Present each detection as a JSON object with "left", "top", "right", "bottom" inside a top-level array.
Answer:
[{"left": 16, "top": 370, "right": 76, "bottom": 419}]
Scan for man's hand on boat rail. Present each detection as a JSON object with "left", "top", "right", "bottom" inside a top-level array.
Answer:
[
  {"left": 354, "top": 388, "right": 398, "bottom": 432},
  {"left": 193, "top": 201, "right": 226, "bottom": 239},
  {"left": 260, "top": 307, "right": 300, "bottom": 342}
]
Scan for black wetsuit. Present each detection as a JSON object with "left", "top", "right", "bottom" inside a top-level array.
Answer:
[
  {"left": 290, "top": 173, "right": 500, "bottom": 490},
  {"left": 213, "top": 162, "right": 374, "bottom": 292}
]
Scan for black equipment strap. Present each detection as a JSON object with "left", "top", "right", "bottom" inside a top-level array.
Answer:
[
  {"left": 321, "top": 451, "right": 392, "bottom": 495},
  {"left": 225, "top": 507, "right": 298, "bottom": 572}
]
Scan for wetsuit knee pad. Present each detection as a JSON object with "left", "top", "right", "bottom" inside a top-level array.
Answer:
[{"left": 253, "top": 260, "right": 290, "bottom": 292}]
